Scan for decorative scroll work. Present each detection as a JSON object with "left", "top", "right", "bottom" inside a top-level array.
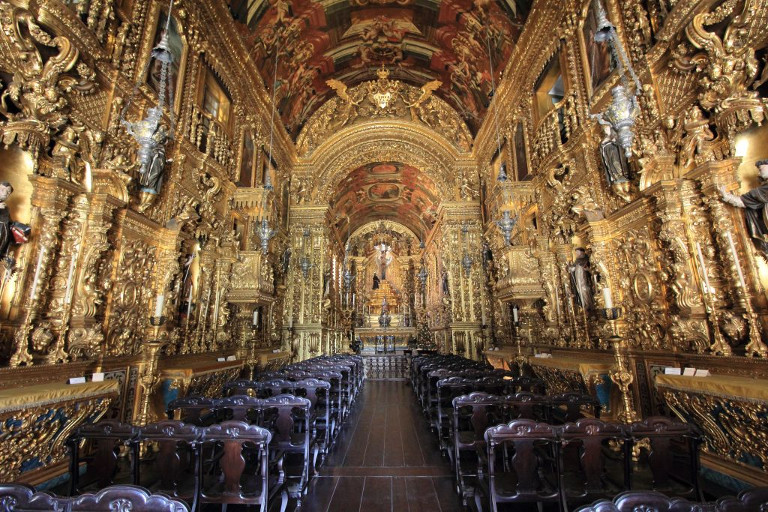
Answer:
[
  {"left": 659, "top": 387, "right": 768, "bottom": 474},
  {"left": 0, "top": 393, "right": 114, "bottom": 481},
  {"left": 296, "top": 73, "right": 472, "bottom": 156}
]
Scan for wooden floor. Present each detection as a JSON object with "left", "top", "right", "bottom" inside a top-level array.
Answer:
[{"left": 296, "top": 379, "right": 464, "bottom": 512}]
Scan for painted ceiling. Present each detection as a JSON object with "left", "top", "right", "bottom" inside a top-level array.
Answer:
[
  {"left": 228, "top": 0, "right": 533, "bottom": 136},
  {"left": 328, "top": 162, "right": 439, "bottom": 240}
]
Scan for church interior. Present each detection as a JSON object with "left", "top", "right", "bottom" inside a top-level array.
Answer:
[{"left": 0, "top": 0, "right": 768, "bottom": 510}]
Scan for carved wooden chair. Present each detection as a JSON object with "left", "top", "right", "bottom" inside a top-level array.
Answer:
[
  {"left": 451, "top": 393, "right": 514, "bottom": 504},
  {"left": 259, "top": 379, "right": 294, "bottom": 398},
  {"left": 506, "top": 391, "right": 549, "bottom": 421},
  {"left": 434, "top": 377, "right": 478, "bottom": 447},
  {"left": 223, "top": 379, "right": 262, "bottom": 397},
  {"left": 165, "top": 396, "right": 220, "bottom": 426},
  {"left": 477, "top": 419, "right": 561, "bottom": 512},
  {"left": 0, "top": 483, "right": 65, "bottom": 511},
  {"left": 627, "top": 416, "right": 702, "bottom": 500},
  {"left": 309, "top": 370, "right": 344, "bottom": 440},
  {"left": 290, "top": 378, "right": 333, "bottom": 463},
  {"left": 70, "top": 485, "right": 191, "bottom": 512},
  {"left": 260, "top": 394, "right": 314, "bottom": 508},
  {"left": 509, "top": 376, "right": 547, "bottom": 395},
  {"left": 137, "top": 420, "right": 201, "bottom": 511},
  {"left": 216, "top": 395, "right": 263, "bottom": 423},
  {"left": 559, "top": 419, "right": 629, "bottom": 512},
  {"left": 548, "top": 392, "right": 602, "bottom": 424},
  {"left": 574, "top": 490, "right": 709, "bottom": 512},
  {"left": 199, "top": 421, "right": 277, "bottom": 512},
  {"left": 68, "top": 420, "right": 140, "bottom": 495}
]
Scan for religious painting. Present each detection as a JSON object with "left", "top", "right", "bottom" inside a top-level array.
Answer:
[
  {"left": 229, "top": 0, "right": 534, "bottom": 135},
  {"left": 238, "top": 130, "right": 256, "bottom": 187},
  {"left": 534, "top": 52, "right": 564, "bottom": 121},
  {"left": 368, "top": 183, "right": 400, "bottom": 201},
  {"left": 514, "top": 121, "right": 530, "bottom": 181},
  {"left": 582, "top": 0, "right": 615, "bottom": 94},
  {"left": 147, "top": 9, "right": 185, "bottom": 112}
]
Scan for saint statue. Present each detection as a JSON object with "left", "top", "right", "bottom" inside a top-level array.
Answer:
[
  {"left": 567, "top": 247, "right": 594, "bottom": 310},
  {"left": 372, "top": 274, "right": 380, "bottom": 290},
  {"left": 375, "top": 242, "right": 392, "bottom": 280},
  {"left": 0, "top": 182, "right": 29, "bottom": 267},
  {"left": 720, "top": 159, "right": 768, "bottom": 257},
  {"left": 139, "top": 122, "right": 169, "bottom": 193},
  {"left": 598, "top": 124, "right": 630, "bottom": 185}
]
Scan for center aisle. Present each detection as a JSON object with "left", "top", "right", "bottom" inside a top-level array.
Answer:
[{"left": 301, "top": 380, "right": 464, "bottom": 512}]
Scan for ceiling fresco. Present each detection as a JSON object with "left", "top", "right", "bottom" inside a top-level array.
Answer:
[
  {"left": 228, "top": 0, "right": 533, "bottom": 136},
  {"left": 328, "top": 162, "right": 439, "bottom": 240}
]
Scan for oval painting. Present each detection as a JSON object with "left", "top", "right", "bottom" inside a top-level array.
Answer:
[
  {"left": 368, "top": 183, "right": 400, "bottom": 201},
  {"left": 369, "top": 163, "right": 399, "bottom": 175}
]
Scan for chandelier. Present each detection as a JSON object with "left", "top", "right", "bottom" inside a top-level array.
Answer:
[
  {"left": 120, "top": 0, "right": 176, "bottom": 200},
  {"left": 592, "top": 0, "right": 641, "bottom": 157}
]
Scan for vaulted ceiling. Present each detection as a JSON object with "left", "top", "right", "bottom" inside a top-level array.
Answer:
[
  {"left": 228, "top": 0, "right": 533, "bottom": 136},
  {"left": 328, "top": 162, "right": 439, "bottom": 241}
]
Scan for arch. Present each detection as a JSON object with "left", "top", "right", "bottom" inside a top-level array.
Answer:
[{"left": 300, "top": 120, "right": 468, "bottom": 203}]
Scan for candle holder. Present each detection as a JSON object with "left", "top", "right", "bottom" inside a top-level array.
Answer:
[{"left": 149, "top": 315, "right": 166, "bottom": 342}]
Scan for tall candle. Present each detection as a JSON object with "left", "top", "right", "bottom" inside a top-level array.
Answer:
[
  {"left": 512, "top": 306, "right": 519, "bottom": 323},
  {"left": 602, "top": 287, "right": 613, "bottom": 308},
  {"left": 29, "top": 248, "right": 45, "bottom": 299},
  {"left": 695, "top": 243, "right": 712, "bottom": 295},
  {"left": 153, "top": 293, "right": 165, "bottom": 317},
  {"left": 725, "top": 231, "right": 747, "bottom": 290},
  {"left": 253, "top": 309, "right": 259, "bottom": 327}
]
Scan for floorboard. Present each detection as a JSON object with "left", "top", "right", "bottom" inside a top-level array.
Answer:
[{"left": 285, "top": 379, "right": 464, "bottom": 512}]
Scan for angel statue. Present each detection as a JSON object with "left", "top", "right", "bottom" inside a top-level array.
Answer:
[
  {"left": 405, "top": 80, "right": 442, "bottom": 124},
  {"left": 326, "top": 79, "right": 363, "bottom": 129}
]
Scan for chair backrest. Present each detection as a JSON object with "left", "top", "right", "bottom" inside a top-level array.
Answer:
[
  {"left": 716, "top": 487, "right": 768, "bottom": 512},
  {"left": 137, "top": 421, "right": 201, "bottom": 502},
  {"left": 550, "top": 392, "right": 602, "bottom": 423},
  {"left": 261, "top": 394, "right": 311, "bottom": 452},
  {"left": 506, "top": 391, "right": 547, "bottom": 421},
  {"left": 216, "top": 395, "right": 263, "bottom": 423},
  {"left": 223, "top": 379, "right": 261, "bottom": 397},
  {"left": 485, "top": 419, "right": 561, "bottom": 503},
  {"left": 166, "top": 396, "right": 219, "bottom": 425},
  {"left": 260, "top": 379, "right": 293, "bottom": 398},
  {"left": 291, "top": 378, "right": 332, "bottom": 409},
  {"left": 510, "top": 376, "right": 546, "bottom": 394},
  {"left": 628, "top": 416, "right": 700, "bottom": 495},
  {"left": 199, "top": 421, "right": 271, "bottom": 506},
  {"left": 0, "top": 483, "right": 63, "bottom": 511},
  {"left": 69, "top": 421, "right": 140, "bottom": 493},
  {"left": 70, "top": 485, "right": 190, "bottom": 512},
  {"left": 452, "top": 392, "right": 510, "bottom": 446},
  {"left": 560, "top": 419, "right": 628, "bottom": 496},
  {"left": 576, "top": 490, "right": 707, "bottom": 512}
]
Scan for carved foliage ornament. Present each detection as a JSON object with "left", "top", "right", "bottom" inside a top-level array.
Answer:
[
  {"left": 0, "top": 4, "right": 96, "bottom": 157},
  {"left": 297, "top": 73, "right": 472, "bottom": 155},
  {"left": 671, "top": 0, "right": 767, "bottom": 135}
]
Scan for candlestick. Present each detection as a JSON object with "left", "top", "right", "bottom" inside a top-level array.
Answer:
[
  {"left": 602, "top": 287, "right": 613, "bottom": 308},
  {"left": 725, "top": 231, "right": 747, "bottom": 290},
  {"left": 512, "top": 305, "right": 519, "bottom": 323},
  {"left": 253, "top": 309, "right": 259, "bottom": 327},
  {"left": 153, "top": 293, "right": 165, "bottom": 318}
]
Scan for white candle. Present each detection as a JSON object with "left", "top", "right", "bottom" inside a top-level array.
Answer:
[
  {"left": 602, "top": 287, "right": 613, "bottom": 308},
  {"left": 695, "top": 243, "right": 713, "bottom": 295},
  {"left": 512, "top": 306, "right": 519, "bottom": 323},
  {"left": 153, "top": 293, "right": 165, "bottom": 317},
  {"left": 352, "top": 293, "right": 356, "bottom": 307},
  {"left": 725, "top": 231, "right": 747, "bottom": 290},
  {"left": 29, "top": 248, "right": 45, "bottom": 299},
  {"left": 253, "top": 309, "right": 259, "bottom": 326}
]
